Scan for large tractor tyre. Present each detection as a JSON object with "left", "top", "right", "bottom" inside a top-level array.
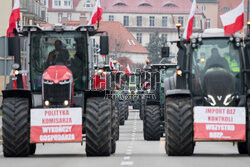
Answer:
[
  {"left": 139, "top": 99, "right": 145, "bottom": 120},
  {"left": 125, "top": 107, "right": 129, "bottom": 120},
  {"left": 115, "top": 107, "right": 120, "bottom": 141},
  {"left": 237, "top": 142, "right": 248, "bottom": 154},
  {"left": 2, "top": 98, "right": 31, "bottom": 157},
  {"left": 86, "top": 97, "right": 112, "bottom": 156},
  {"left": 165, "top": 96, "right": 194, "bottom": 156},
  {"left": 111, "top": 102, "right": 116, "bottom": 154},
  {"left": 29, "top": 144, "right": 36, "bottom": 155},
  {"left": 237, "top": 98, "right": 250, "bottom": 155},
  {"left": 119, "top": 105, "right": 126, "bottom": 125},
  {"left": 143, "top": 105, "right": 161, "bottom": 141}
]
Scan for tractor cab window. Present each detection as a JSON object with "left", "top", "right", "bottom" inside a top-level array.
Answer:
[
  {"left": 30, "top": 32, "right": 88, "bottom": 91},
  {"left": 191, "top": 38, "right": 242, "bottom": 96}
]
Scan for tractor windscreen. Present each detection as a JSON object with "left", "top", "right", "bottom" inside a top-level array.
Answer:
[
  {"left": 191, "top": 38, "right": 242, "bottom": 96},
  {"left": 30, "top": 32, "right": 88, "bottom": 91}
]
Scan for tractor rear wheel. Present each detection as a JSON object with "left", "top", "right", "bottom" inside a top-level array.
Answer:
[
  {"left": 119, "top": 104, "right": 126, "bottom": 125},
  {"left": 115, "top": 106, "right": 120, "bottom": 141},
  {"left": 111, "top": 100, "right": 116, "bottom": 154},
  {"left": 2, "top": 98, "right": 31, "bottom": 157},
  {"left": 86, "top": 97, "right": 112, "bottom": 156},
  {"left": 165, "top": 96, "right": 194, "bottom": 156},
  {"left": 139, "top": 98, "right": 145, "bottom": 120},
  {"left": 238, "top": 98, "right": 250, "bottom": 155},
  {"left": 143, "top": 105, "right": 161, "bottom": 141}
]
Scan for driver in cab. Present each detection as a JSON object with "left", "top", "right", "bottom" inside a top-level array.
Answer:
[
  {"left": 46, "top": 39, "right": 70, "bottom": 67},
  {"left": 204, "top": 48, "right": 229, "bottom": 72}
]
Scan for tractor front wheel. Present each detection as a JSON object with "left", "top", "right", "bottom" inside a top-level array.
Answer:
[
  {"left": 86, "top": 97, "right": 112, "bottom": 156},
  {"left": 165, "top": 96, "right": 194, "bottom": 156}
]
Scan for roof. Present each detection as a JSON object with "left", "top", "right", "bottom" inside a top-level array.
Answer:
[
  {"left": 195, "top": 0, "right": 219, "bottom": 3},
  {"left": 98, "top": 21, "right": 149, "bottom": 54},
  {"left": 101, "top": 0, "right": 203, "bottom": 14}
]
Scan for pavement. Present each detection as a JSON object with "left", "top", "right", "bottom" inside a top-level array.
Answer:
[
  {"left": 0, "top": 116, "right": 2, "bottom": 144},
  {"left": 0, "top": 111, "right": 250, "bottom": 167}
]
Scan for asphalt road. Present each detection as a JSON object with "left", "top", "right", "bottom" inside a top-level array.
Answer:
[{"left": 0, "top": 110, "right": 250, "bottom": 167}]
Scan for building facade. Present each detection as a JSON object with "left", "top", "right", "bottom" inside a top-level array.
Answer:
[
  {"left": 100, "top": 0, "right": 205, "bottom": 54},
  {"left": 196, "top": 0, "right": 219, "bottom": 29},
  {"left": 45, "top": 0, "right": 96, "bottom": 25}
]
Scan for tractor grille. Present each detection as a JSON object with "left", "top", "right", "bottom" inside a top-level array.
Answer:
[{"left": 43, "top": 83, "right": 70, "bottom": 105}]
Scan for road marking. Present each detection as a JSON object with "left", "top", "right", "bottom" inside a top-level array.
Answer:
[
  {"left": 128, "top": 146, "right": 133, "bottom": 149},
  {"left": 124, "top": 156, "right": 130, "bottom": 160},
  {"left": 127, "top": 149, "right": 132, "bottom": 152},
  {"left": 126, "top": 152, "right": 132, "bottom": 155},
  {"left": 121, "top": 161, "right": 133, "bottom": 166}
]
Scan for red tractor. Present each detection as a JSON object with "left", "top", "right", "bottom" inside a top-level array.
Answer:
[{"left": 2, "top": 25, "right": 116, "bottom": 157}]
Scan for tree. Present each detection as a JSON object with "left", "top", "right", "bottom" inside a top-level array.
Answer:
[{"left": 146, "top": 31, "right": 166, "bottom": 64}]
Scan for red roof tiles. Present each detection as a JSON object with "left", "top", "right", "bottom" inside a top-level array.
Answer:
[{"left": 98, "top": 21, "right": 149, "bottom": 54}]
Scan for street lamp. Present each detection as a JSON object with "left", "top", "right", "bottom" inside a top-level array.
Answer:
[{"left": 176, "top": 23, "right": 182, "bottom": 39}]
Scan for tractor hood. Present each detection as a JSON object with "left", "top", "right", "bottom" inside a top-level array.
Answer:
[
  {"left": 43, "top": 65, "right": 72, "bottom": 84},
  {"left": 202, "top": 68, "right": 235, "bottom": 106}
]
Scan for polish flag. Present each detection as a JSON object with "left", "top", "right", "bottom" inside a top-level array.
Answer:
[
  {"left": 7, "top": 0, "right": 20, "bottom": 37},
  {"left": 110, "top": 58, "right": 114, "bottom": 70},
  {"left": 142, "top": 80, "right": 150, "bottom": 90},
  {"left": 88, "top": 0, "right": 103, "bottom": 25},
  {"left": 220, "top": 0, "right": 244, "bottom": 35},
  {"left": 125, "top": 64, "right": 131, "bottom": 76},
  {"left": 183, "top": 0, "right": 197, "bottom": 40}
]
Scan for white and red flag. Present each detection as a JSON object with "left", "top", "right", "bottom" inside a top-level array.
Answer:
[
  {"left": 220, "top": 0, "right": 244, "bottom": 35},
  {"left": 183, "top": 0, "right": 197, "bottom": 40},
  {"left": 88, "top": 0, "right": 103, "bottom": 25},
  {"left": 109, "top": 58, "right": 114, "bottom": 70},
  {"left": 7, "top": 0, "right": 20, "bottom": 37},
  {"left": 125, "top": 64, "right": 131, "bottom": 76}
]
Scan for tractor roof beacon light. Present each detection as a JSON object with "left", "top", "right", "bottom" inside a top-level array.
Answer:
[
  {"left": 146, "top": 59, "right": 150, "bottom": 65},
  {"left": 113, "top": 60, "right": 117, "bottom": 65},
  {"left": 176, "top": 23, "right": 182, "bottom": 39}
]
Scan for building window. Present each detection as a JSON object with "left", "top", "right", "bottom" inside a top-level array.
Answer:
[
  {"left": 137, "top": 33, "right": 142, "bottom": 43},
  {"left": 206, "top": 19, "right": 211, "bottom": 28},
  {"left": 109, "top": 15, "right": 114, "bottom": 21},
  {"left": 139, "top": 3, "right": 152, "bottom": 7},
  {"left": 85, "top": 0, "right": 93, "bottom": 8},
  {"left": 178, "top": 16, "right": 184, "bottom": 27},
  {"left": 193, "top": 16, "right": 196, "bottom": 28},
  {"left": 54, "top": 0, "right": 61, "bottom": 6},
  {"left": 202, "top": 6, "right": 206, "bottom": 11},
  {"left": 114, "top": 2, "right": 127, "bottom": 6},
  {"left": 137, "top": 16, "right": 142, "bottom": 26},
  {"left": 162, "top": 34, "right": 168, "bottom": 43},
  {"left": 67, "top": 13, "right": 72, "bottom": 20},
  {"left": 123, "top": 16, "right": 129, "bottom": 26},
  {"left": 219, "top": 7, "right": 231, "bottom": 11},
  {"left": 164, "top": 3, "right": 177, "bottom": 7},
  {"left": 58, "top": 13, "right": 62, "bottom": 23},
  {"left": 149, "top": 16, "right": 155, "bottom": 27},
  {"left": 162, "top": 16, "right": 168, "bottom": 27}
]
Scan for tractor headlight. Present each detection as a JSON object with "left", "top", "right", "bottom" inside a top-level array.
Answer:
[
  {"left": 59, "top": 79, "right": 70, "bottom": 85},
  {"left": 63, "top": 100, "right": 69, "bottom": 106},
  {"left": 204, "top": 95, "right": 216, "bottom": 106},
  {"left": 223, "top": 94, "right": 234, "bottom": 106},
  {"left": 44, "top": 100, "right": 50, "bottom": 106},
  {"left": 191, "top": 38, "right": 197, "bottom": 44},
  {"left": 44, "top": 79, "right": 54, "bottom": 85}
]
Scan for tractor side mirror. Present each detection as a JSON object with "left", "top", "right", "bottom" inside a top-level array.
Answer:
[
  {"left": 161, "top": 46, "right": 169, "bottom": 58},
  {"left": 8, "top": 37, "right": 20, "bottom": 57},
  {"left": 100, "top": 35, "right": 109, "bottom": 55}
]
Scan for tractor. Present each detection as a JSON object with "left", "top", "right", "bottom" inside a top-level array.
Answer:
[
  {"left": 164, "top": 28, "right": 250, "bottom": 156},
  {"left": 1, "top": 25, "right": 116, "bottom": 157},
  {"left": 141, "top": 58, "right": 176, "bottom": 141}
]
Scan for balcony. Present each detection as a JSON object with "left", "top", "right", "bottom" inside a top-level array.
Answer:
[{"left": 20, "top": 0, "right": 46, "bottom": 23}]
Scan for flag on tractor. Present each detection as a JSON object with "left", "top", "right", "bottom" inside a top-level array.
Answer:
[
  {"left": 110, "top": 58, "right": 114, "bottom": 70},
  {"left": 183, "top": 0, "right": 197, "bottom": 40},
  {"left": 125, "top": 64, "right": 131, "bottom": 76},
  {"left": 7, "top": 0, "right": 20, "bottom": 37},
  {"left": 220, "top": 0, "right": 244, "bottom": 35},
  {"left": 88, "top": 0, "right": 103, "bottom": 25}
]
